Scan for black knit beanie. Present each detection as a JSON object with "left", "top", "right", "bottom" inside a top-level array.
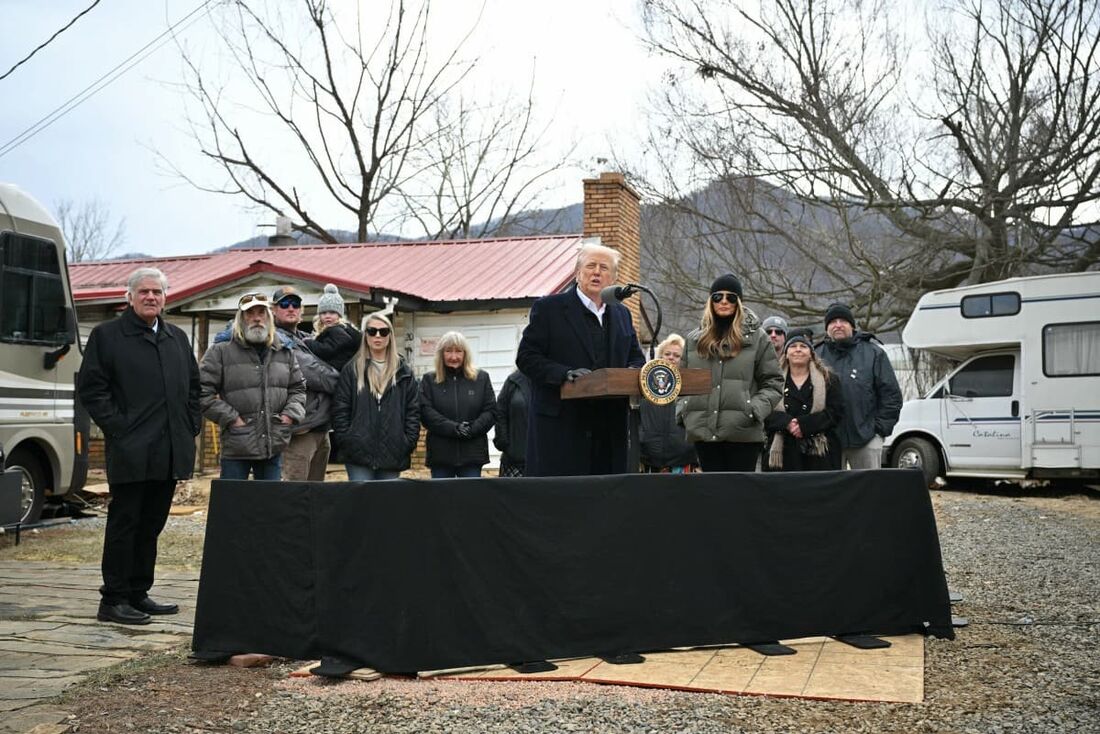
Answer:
[
  {"left": 710, "top": 274, "right": 743, "bottom": 301},
  {"left": 784, "top": 333, "right": 814, "bottom": 353},
  {"left": 824, "top": 302, "right": 856, "bottom": 329}
]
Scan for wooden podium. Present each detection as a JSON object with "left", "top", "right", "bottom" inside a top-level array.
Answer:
[{"left": 561, "top": 367, "right": 712, "bottom": 400}]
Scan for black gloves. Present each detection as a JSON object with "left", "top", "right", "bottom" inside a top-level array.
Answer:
[
  {"left": 565, "top": 368, "right": 593, "bottom": 383},
  {"left": 456, "top": 421, "right": 472, "bottom": 438}
]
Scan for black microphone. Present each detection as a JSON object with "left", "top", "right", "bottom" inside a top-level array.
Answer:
[{"left": 599, "top": 284, "right": 638, "bottom": 302}]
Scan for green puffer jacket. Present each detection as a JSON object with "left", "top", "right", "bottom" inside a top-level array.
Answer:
[
  {"left": 199, "top": 338, "right": 307, "bottom": 460},
  {"left": 678, "top": 309, "right": 784, "bottom": 444}
]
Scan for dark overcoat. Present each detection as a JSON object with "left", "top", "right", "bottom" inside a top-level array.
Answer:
[
  {"left": 516, "top": 284, "right": 645, "bottom": 476},
  {"left": 77, "top": 307, "right": 201, "bottom": 484}
]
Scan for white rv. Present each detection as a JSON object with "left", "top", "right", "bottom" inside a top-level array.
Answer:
[
  {"left": 883, "top": 272, "right": 1100, "bottom": 486},
  {"left": 0, "top": 184, "right": 88, "bottom": 523}
]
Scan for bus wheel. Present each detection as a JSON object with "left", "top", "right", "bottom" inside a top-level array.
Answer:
[
  {"left": 6, "top": 448, "right": 46, "bottom": 524},
  {"left": 892, "top": 437, "right": 941, "bottom": 488}
]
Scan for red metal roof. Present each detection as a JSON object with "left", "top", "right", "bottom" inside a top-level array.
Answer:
[{"left": 68, "top": 235, "right": 583, "bottom": 304}]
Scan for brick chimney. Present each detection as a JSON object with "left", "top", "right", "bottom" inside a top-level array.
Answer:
[{"left": 582, "top": 172, "right": 644, "bottom": 334}]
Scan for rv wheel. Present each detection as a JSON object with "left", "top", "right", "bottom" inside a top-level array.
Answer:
[
  {"left": 5, "top": 448, "right": 46, "bottom": 525},
  {"left": 892, "top": 437, "right": 940, "bottom": 488}
]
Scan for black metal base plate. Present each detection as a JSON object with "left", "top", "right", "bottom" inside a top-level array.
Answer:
[
  {"left": 310, "top": 656, "right": 361, "bottom": 678},
  {"left": 600, "top": 652, "right": 646, "bottom": 665},
  {"left": 835, "top": 634, "right": 892, "bottom": 650},
  {"left": 188, "top": 650, "right": 233, "bottom": 664},
  {"left": 510, "top": 660, "right": 559, "bottom": 674},
  {"left": 745, "top": 642, "right": 797, "bottom": 656}
]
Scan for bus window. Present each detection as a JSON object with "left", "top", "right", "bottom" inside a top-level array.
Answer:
[{"left": 0, "top": 233, "right": 69, "bottom": 345}]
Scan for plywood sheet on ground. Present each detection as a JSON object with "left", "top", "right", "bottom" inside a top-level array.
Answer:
[{"left": 289, "top": 634, "right": 924, "bottom": 703}]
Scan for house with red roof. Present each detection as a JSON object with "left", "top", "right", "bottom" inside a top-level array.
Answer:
[{"left": 69, "top": 173, "right": 643, "bottom": 470}]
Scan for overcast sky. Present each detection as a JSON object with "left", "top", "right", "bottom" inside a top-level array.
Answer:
[{"left": 0, "top": 0, "right": 660, "bottom": 257}]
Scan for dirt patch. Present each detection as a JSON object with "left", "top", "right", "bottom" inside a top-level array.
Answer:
[{"left": 61, "top": 649, "right": 285, "bottom": 734}]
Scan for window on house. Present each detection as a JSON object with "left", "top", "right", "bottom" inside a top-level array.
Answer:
[
  {"left": 961, "top": 292, "right": 1021, "bottom": 318},
  {"left": 948, "top": 354, "right": 1015, "bottom": 398},
  {"left": 1044, "top": 322, "right": 1100, "bottom": 377},
  {"left": 0, "top": 233, "right": 69, "bottom": 345}
]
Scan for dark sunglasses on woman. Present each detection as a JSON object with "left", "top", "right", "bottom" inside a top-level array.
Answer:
[
  {"left": 710, "top": 291, "right": 739, "bottom": 304},
  {"left": 365, "top": 327, "right": 391, "bottom": 337}
]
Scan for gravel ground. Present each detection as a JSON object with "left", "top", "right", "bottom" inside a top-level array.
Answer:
[{"left": 54, "top": 488, "right": 1100, "bottom": 733}]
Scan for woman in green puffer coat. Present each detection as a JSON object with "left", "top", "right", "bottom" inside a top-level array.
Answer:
[{"left": 678, "top": 274, "right": 784, "bottom": 472}]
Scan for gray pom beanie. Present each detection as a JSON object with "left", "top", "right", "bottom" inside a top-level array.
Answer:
[{"left": 316, "top": 283, "right": 345, "bottom": 316}]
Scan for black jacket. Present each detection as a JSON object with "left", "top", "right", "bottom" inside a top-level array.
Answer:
[
  {"left": 493, "top": 371, "right": 532, "bottom": 464},
  {"left": 817, "top": 333, "right": 903, "bottom": 448},
  {"left": 307, "top": 323, "right": 361, "bottom": 372},
  {"left": 639, "top": 401, "right": 698, "bottom": 469},
  {"left": 419, "top": 368, "right": 496, "bottom": 469},
  {"left": 276, "top": 326, "right": 339, "bottom": 433},
  {"left": 764, "top": 371, "right": 845, "bottom": 471},
  {"left": 77, "top": 308, "right": 201, "bottom": 484},
  {"left": 331, "top": 359, "right": 420, "bottom": 471}
]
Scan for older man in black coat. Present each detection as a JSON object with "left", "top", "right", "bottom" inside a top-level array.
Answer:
[
  {"left": 517, "top": 243, "right": 645, "bottom": 476},
  {"left": 77, "top": 267, "right": 200, "bottom": 625}
]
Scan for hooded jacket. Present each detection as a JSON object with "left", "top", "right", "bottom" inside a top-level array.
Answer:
[
  {"left": 492, "top": 370, "right": 532, "bottom": 464},
  {"left": 331, "top": 358, "right": 420, "bottom": 471},
  {"left": 817, "top": 332, "right": 903, "bottom": 448},
  {"left": 199, "top": 336, "right": 307, "bottom": 460},
  {"left": 276, "top": 326, "right": 340, "bottom": 433},
  {"left": 678, "top": 308, "right": 784, "bottom": 444}
]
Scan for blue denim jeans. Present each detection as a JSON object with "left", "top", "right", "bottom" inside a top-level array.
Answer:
[
  {"left": 429, "top": 464, "right": 482, "bottom": 479},
  {"left": 345, "top": 464, "right": 401, "bottom": 481},
  {"left": 220, "top": 456, "right": 282, "bottom": 480}
]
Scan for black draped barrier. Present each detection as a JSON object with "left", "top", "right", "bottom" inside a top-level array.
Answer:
[{"left": 192, "top": 469, "right": 954, "bottom": 671}]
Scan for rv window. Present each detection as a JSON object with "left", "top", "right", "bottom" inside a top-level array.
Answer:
[
  {"left": 948, "top": 354, "right": 1014, "bottom": 398},
  {"left": 961, "top": 292, "right": 1021, "bottom": 318},
  {"left": 0, "top": 234, "right": 68, "bottom": 345},
  {"left": 1043, "top": 322, "right": 1100, "bottom": 377}
]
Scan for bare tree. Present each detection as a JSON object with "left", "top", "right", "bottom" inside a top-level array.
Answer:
[
  {"left": 55, "top": 198, "right": 126, "bottom": 263},
  {"left": 634, "top": 0, "right": 1100, "bottom": 333},
  {"left": 168, "top": 0, "right": 569, "bottom": 243},
  {"left": 398, "top": 89, "right": 574, "bottom": 239}
]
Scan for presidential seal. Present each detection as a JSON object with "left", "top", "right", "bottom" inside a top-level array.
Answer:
[{"left": 639, "top": 358, "right": 682, "bottom": 405}]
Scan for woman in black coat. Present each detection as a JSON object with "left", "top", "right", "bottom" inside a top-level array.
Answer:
[
  {"left": 331, "top": 313, "right": 419, "bottom": 480},
  {"left": 763, "top": 331, "right": 845, "bottom": 471},
  {"left": 493, "top": 369, "right": 532, "bottom": 477},
  {"left": 639, "top": 334, "right": 698, "bottom": 473},
  {"left": 419, "top": 331, "right": 497, "bottom": 478}
]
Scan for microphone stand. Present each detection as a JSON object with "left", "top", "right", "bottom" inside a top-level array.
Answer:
[{"left": 620, "top": 283, "right": 662, "bottom": 360}]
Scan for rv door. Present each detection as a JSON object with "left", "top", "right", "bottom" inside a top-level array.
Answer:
[{"left": 939, "top": 353, "right": 1022, "bottom": 471}]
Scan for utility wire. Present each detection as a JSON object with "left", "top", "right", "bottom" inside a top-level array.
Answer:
[
  {"left": 0, "top": 0, "right": 215, "bottom": 160},
  {"left": 0, "top": 0, "right": 104, "bottom": 82}
]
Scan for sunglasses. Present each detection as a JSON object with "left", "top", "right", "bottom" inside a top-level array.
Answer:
[
  {"left": 710, "top": 291, "right": 739, "bottom": 304},
  {"left": 365, "top": 327, "right": 391, "bottom": 337},
  {"left": 276, "top": 298, "right": 302, "bottom": 309},
  {"left": 766, "top": 328, "right": 785, "bottom": 336}
]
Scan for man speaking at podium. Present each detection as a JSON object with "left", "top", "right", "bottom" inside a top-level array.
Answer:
[{"left": 517, "top": 242, "right": 645, "bottom": 476}]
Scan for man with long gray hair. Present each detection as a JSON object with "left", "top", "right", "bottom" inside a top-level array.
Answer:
[
  {"left": 78, "top": 267, "right": 201, "bottom": 625},
  {"left": 199, "top": 293, "right": 306, "bottom": 480}
]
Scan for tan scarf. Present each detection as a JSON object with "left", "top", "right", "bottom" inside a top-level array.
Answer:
[{"left": 768, "top": 362, "right": 829, "bottom": 469}]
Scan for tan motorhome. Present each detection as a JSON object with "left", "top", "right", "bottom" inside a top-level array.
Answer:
[{"left": 0, "top": 184, "right": 88, "bottom": 523}]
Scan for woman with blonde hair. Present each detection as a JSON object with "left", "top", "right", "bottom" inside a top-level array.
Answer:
[
  {"left": 419, "top": 331, "right": 497, "bottom": 478},
  {"left": 331, "top": 312, "right": 420, "bottom": 480},
  {"left": 639, "top": 334, "right": 698, "bottom": 473},
  {"left": 763, "top": 329, "right": 845, "bottom": 471},
  {"left": 679, "top": 274, "right": 783, "bottom": 471}
]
